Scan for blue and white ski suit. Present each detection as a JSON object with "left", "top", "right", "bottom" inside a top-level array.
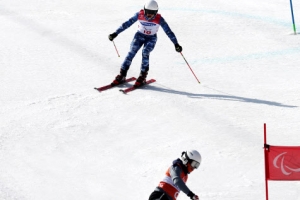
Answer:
[{"left": 115, "top": 10, "right": 179, "bottom": 72}]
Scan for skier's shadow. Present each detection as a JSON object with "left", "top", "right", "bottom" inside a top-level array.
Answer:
[{"left": 143, "top": 85, "right": 297, "bottom": 108}]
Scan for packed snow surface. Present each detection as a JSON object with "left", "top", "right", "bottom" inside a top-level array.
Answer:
[{"left": 1, "top": 0, "right": 300, "bottom": 199}]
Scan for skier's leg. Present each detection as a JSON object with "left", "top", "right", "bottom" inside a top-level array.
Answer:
[
  {"left": 134, "top": 36, "right": 157, "bottom": 87},
  {"left": 140, "top": 36, "right": 157, "bottom": 72},
  {"left": 148, "top": 191, "right": 169, "bottom": 200},
  {"left": 121, "top": 32, "right": 144, "bottom": 71}
]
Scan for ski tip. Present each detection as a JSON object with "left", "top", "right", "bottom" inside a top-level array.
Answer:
[
  {"left": 129, "top": 77, "right": 137, "bottom": 81},
  {"left": 119, "top": 89, "right": 127, "bottom": 94},
  {"left": 94, "top": 88, "right": 103, "bottom": 92},
  {"left": 147, "top": 79, "right": 156, "bottom": 83}
]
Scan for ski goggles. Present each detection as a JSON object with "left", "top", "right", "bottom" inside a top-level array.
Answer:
[
  {"left": 144, "top": 9, "right": 157, "bottom": 15},
  {"left": 190, "top": 160, "right": 200, "bottom": 169}
]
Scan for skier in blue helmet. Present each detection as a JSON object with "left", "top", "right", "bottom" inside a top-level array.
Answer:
[{"left": 108, "top": 0, "right": 182, "bottom": 88}]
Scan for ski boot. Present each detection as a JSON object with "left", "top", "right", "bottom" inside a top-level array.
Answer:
[
  {"left": 111, "top": 69, "right": 127, "bottom": 86},
  {"left": 134, "top": 71, "right": 148, "bottom": 88}
]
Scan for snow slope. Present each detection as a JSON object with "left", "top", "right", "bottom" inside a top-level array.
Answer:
[{"left": 1, "top": 0, "right": 300, "bottom": 199}]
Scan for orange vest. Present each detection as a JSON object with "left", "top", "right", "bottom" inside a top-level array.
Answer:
[{"left": 158, "top": 166, "right": 188, "bottom": 200}]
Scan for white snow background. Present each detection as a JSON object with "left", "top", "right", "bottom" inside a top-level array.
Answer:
[{"left": 1, "top": 0, "right": 300, "bottom": 199}]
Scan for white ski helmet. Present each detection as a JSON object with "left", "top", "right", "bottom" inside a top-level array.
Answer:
[
  {"left": 144, "top": 0, "right": 158, "bottom": 15},
  {"left": 180, "top": 150, "right": 201, "bottom": 169}
]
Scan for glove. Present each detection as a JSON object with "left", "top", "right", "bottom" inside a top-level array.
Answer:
[
  {"left": 108, "top": 33, "right": 118, "bottom": 41},
  {"left": 175, "top": 43, "right": 182, "bottom": 52},
  {"left": 187, "top": 191, "right": 199, "bottom": 200},
  {"left": 192, "top": 195, "right": 199, "bottom": 200}
]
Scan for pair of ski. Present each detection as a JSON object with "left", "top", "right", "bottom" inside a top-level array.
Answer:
[{"left": 94, "top": 77, "right": 156, "bottom": 94}]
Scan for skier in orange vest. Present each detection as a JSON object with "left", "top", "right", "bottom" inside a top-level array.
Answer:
[{"left": 149, "top": 150, "right": 201, "bottom": 200}]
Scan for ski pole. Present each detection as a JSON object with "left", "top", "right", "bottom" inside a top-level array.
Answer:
[
  {"left": 112, "top": 41, "right": 120, "bottom": 57},
  {"left": 289, "top": 0, "right": 297, "bottom": 35},
  {"left": 180, "top": 52, "right": 201, "bottom": 84}
]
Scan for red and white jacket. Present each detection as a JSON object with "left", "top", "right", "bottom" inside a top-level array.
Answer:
[
  {"left": 115, "top": 9, "right": 179, "bottom": 44},
  {"left": 137, "top": 10, "right": 161, "bottom": 35}
]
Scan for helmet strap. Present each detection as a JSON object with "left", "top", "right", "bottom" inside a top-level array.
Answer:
[{"left": 181, "top": 151, "right": 190, "bottom": 164}]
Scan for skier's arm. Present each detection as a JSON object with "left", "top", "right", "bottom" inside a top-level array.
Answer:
[
  {"left": 160, "top": 17, "right": 178, "bottom": 45},
  {"left": 169, "top": 165, "right": 191, "bottom": 195},
  {"left": 115, "top": 12, "right": 139, "bottom": 35}
]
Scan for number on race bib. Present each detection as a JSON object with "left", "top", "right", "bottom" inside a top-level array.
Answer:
[{"left": 144, "top": 30, "right": 151, "bottom": 35}]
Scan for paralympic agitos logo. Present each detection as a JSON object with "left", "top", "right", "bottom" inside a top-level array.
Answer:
[{"left": 273, "top": 152, "right": 300, "bottom": 175}]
